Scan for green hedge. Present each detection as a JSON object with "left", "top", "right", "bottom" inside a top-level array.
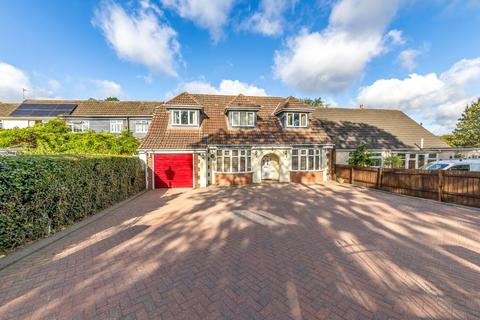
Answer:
[{"left": 0, "top": 155, "right": 145, "bottom": 253}]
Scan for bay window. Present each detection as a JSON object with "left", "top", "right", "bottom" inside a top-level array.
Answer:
[
  {"left": 292, "top": 148, "right": 325, "bottom": 171},
  {"left": 171, "top": 110, "right": 198, "bottom": 126},
  {"left": 216, "top": 149, "right": 252, "bottom": 173}
]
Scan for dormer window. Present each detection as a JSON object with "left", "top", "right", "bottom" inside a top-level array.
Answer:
[
  {"left": 230, "top": 111, "right": 255, "bottom": 127},
  {"left": 286, "top": 113, "right": 308, "bottom": 128},
  {"left": 171, "top": 110, "right": 199, "bottom": 126}
]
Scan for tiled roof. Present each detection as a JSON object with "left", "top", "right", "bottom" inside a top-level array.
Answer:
[
  {"left": 226, "top": 94, "right": 259, "bottom": 108},
  {"left": 22, "top": 100, "right": 160, "bottom": 116},
  {"left": 274, "top": 96, "right": 314, "bottom": 115},
  {"left": 140, "top": 94, "right": 331, "bottom": 149},
  {"left": 0, "top": 103, "right": 18, "bottom": 117},
  {"left": 164, "top": 92, "right": 201, "bottom": 106},
  {"left": 314, "top": 107, "right": 450, "bottom": 149}
]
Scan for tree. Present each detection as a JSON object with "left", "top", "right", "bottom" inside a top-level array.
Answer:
[
  {"left": 105, "top": 97, "right": 119, "bottom": 101},
  {"left": 348, "top": 143, "right": 375, "bottom": 167},
  {"left": 302, "top": 97, "right": 325, "bottom": 108},
  {"left": 448, "top": 98, "right": 480, "bottom": 147},
  {"left": 383, "top": 155, "right": 403, "bottom": 168}
]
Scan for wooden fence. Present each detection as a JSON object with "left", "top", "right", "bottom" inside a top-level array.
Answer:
[{"left": 335, "top": 164, "right": 480, "bottom": 208}]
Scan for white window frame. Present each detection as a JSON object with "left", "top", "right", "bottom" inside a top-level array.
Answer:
[
  {"left": 171, "top": 110, "right": 198, "bottom": 126},
  {"left": 215, "top": 149, "right": 252, "bottom": 173},
  {"left": 135, "top": 120, "right": 150, "bottom": 133},
  {"left": 0, "top": 120, "right": 3, "bottom": 129},
  {"left": 286, "top": 113, "right": 308, "bottom": 128},
  {"left": 230, "top": 111, "right": 255, "bottom": 127},
  {"left": 291, "top": 148, "right": 325, "bottom": 171},
  {"left": 394, "top": 153, "right": 439, "bottom": 169},
  {"left": 68, "top": 120, "right": 90, "bottom": 132},
  {"left": 110, "top": 120, "right": 124, "bottom": 133}
]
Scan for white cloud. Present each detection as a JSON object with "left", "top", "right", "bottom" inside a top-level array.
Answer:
[
  {"left": 398, "top": 49, "right": 421, "bottom": 70},
  {"left": 386, "top": 29, "right": 405, "bottom": 45},
  {"left": 91, "top": 79, "right": 124, "bottom": 98},
  {"left": 159, "top": 0, "right": 236, "bottom": 42},
  {"left": 0, "top": 62, "right": 59, "bottom": 102},
  {"left": 357, "top": 57, "right": 480, "bottom": 134},
  {"left": 93, "top": 0, "right": 180, "bottom": 76},
  {"left": 172, "top": 79, "right": 267, "bottom": 97},
  {"left": 273, "top": 0, "right": 400, "bottom": 94},
  {"left": 242, "top": 0, "right": 296, "bottom": 36}
]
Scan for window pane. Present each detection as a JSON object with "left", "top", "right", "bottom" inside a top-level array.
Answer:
[
  {"left": 292, "top": 154, "right": 298, "bottom": 170},
  {"left": 300, "top": 155, "right": 307, "bottom": 170},
  {"left": 247, "top": 154, "right": 251, "bottom": 171},
  {"left": 287, "top": 114, "right": 293, "bottom": 126},
  {"left": 301, "top": 114, "right": 307, "bottom": 127},
  {"left": 315, "top": 153, "right": 320, "bottom": 170},
  {"left": 190, "top": 111, "right": 197, "bottom": 125},
  {"left": 308, "top": 149, "right": 314, "bottom": 170},
  {"left": 240, "top": 155, "right": 246, "bottom": 172},
  {"left": 232, "top": 112, "right": 239, "bottom": 126},
  {"left": 232, "top": 150, "right": 238, "bottom": 156},
  {"left": 292, "top": 149, "right": 298, "bottom": 156},
  {"left": 217, "top": 155, "right": 222, "bottom": 172},
  {"left": 247, "top": 112, "right": 254, "bottom": 126},
  {"left": 232, "top": 155, "right": 239, "bottom": 172},
  {"left": 181, "top": 111, "right": 188, "bottom": 124},
  {"left": 293, "top": 114, "right": 300, "bottom": 126},
  {"left": 239, "top": 112, "right": 246, "bottom": 126},
  {"left": 224, "top": 156, "right": 231, "bottom": 172}
]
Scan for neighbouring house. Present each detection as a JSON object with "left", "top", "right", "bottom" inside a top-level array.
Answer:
[
  {"left": 1, "top": 100, "right": 160, "bottom": 138},
  {"left": 313, "top": 107, "right": 480, "bottom": 168},
  {"left": 0, "top": 103, "right": 19, "bottom": 129},
  {"left": 139, "top": 92, "right": 334, "bottom": 188}
]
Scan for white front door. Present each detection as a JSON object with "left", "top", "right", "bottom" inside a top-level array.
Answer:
[{"left": 261, "top": 154, "right": 280, "bottom": 180}]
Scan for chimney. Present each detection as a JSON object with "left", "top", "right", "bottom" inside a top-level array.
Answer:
[{"left": 359, "top": 104, "right": 364, "bottom": 109}]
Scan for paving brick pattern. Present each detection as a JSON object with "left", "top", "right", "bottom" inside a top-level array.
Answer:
[{"left": 0, "top": 184, "right": 479, "bottom": 320}]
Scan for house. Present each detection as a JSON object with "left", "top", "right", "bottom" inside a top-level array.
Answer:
[
  {"left": 313, "top": 107, "right": 480, "bottom": 168},
  {"left": 139, "top": 92, "right": 334, "bottom": 188},
  {"left": 0, "top": 100, "right": 160, "bottom": 138},
  {"left": 0, "top": 103, "right": 19, "bottom": 129}
]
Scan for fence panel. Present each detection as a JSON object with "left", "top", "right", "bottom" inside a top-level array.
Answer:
[{"left": 335, "top": 164, "right": 480, "bottom": 208}]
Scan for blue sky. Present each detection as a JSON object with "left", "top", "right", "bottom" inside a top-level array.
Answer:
[{"left": 1, "top": 0, "right": 480, "bottom": 134}]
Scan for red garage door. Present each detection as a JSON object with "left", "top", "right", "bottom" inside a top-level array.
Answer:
[{"left": 154, "top": 154, "right": 193, "bottom": 188}]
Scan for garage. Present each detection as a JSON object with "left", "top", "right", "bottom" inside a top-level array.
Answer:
[{"left": 154, "top": 154, "right": 193, "bottom": 188}]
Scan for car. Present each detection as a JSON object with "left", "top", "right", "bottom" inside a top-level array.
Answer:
[{"left": 422, "top": 159, "right": 480, "bottom": 171}]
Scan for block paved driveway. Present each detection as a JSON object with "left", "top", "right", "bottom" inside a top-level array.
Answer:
[{"left": 1, "top": 183, "right": 479, "bottom": 320}]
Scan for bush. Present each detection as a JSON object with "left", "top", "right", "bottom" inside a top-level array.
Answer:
[
  {"left": 0, "top": 119, "right": 140, "bottom": 155},
  {"left": 383, "top": 155, "right": 403, "bottom": 168},
  {"left": 348, "top": 143, "right": 375, "bottom": 167},
  {"left": 0, "top": 155, "right": 145, "bottom": 253}
]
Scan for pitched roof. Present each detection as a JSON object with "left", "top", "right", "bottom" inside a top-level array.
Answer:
[
  {"left": 164, "top": 92, "right": 201, "bottom": 106},
  {"left": 22, "top": 100, "right": 160, "bottom": 116},
  {"left": 140, "top": 93, "right": 331, "bottom": 149},
  {"left": 314, "top": 107, "right": 450, "bottom": 149},
  {"left": 274, "top": 96, "right": 314, "bottom": 115},
  {"left": 0, "top": 103, "right": 18, "bottom": 117}
]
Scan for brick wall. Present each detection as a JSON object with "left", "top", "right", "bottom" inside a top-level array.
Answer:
[
  {"left": 290, "top": 171, "right": 325, "bottom": 184},
  {"left": 147, "top": 153, "right": 154, "bottom": 189},
  {"left": 216, "top": 173, "right": 253, "bottom": 186},
  {"left": 193, "top": 154, "right": 200, "bottom": 189}
]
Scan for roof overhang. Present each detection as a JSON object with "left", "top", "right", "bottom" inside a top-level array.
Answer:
[
  {"left": 224, "top": 105, "right": 261, "bottom": 114},
  {"left": 165, "top": 104, "right": 203, "bottom": 110},
  {"left": 274, "top": 107, "right": 315, "bottom": 116}
]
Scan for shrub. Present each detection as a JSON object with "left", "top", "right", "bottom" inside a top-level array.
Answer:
[
  {"left": 0, "top": 119, "right": 140, "bottom": 155},
  {"left": 348, "top": 143, "right": 375, "bottom": 167},
  {"left": 0, "top": 155, "right": 145, "bottom": 253},
  {"left": 383, "top": 155, "right": 403, "bottom": 168}
]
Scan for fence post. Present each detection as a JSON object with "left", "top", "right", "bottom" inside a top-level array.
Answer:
[
  {"left": 438, "top": 170, "right": 444, "bottom": 202},
  {"left": 377, "top": 167, "right": 383, "bottom": 189},
  {"left": 350, "top": 166, "right": 354, "bottom": 185}
]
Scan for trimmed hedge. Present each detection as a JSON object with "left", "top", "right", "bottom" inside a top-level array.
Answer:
[{"left": 0, "top": 155, "right": 145, "bottom": 253}]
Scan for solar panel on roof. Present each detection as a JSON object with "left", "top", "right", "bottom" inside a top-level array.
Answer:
[{"left": 10, "top": 103, "right": 77, "bottom": 117}]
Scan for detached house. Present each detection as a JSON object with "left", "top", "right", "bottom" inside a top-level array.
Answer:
[{"left": 140, "top": 93, "right": 334, "bottom": 188}]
